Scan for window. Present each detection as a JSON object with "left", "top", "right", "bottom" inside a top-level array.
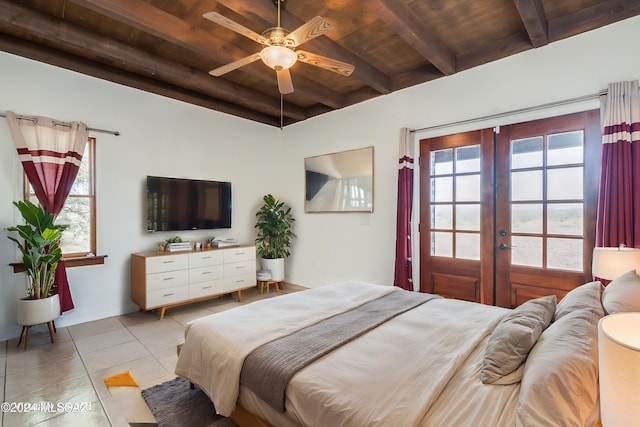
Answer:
[{"left": 25, "top": 137, "right": 96, "bottom": 258}]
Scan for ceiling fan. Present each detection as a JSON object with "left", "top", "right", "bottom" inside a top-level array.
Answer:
[{"left": 203, "top": 0, "right": 355, "bottom": 94}]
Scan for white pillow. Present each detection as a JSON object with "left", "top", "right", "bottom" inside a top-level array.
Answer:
[
  {"left": 554, "top": 281, "right": 603, "bottom": 321},
  {"left": 602, "top": 269, "right": 640, "bottom": 314}
]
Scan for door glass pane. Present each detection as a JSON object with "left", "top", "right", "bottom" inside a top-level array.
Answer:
[
  {"left": 511, "top": 170, "right": 542, "bottom": 201},
  {"left": 547, "top": 167, "right": 583, "bottom": 200},
  {"left": 512, "top": 137, "right": 543, "bottom": 169},
  {"left": 511, "top": 236, "right": 542, "bottom": 267},
  {"left": 547, "top": 238, "right": 582, "bottom": 271},
  {"left": 548, "top": 131, "right": 583, "bottom": 166},
  {"left": 548, "top": 203, "right": 583, "bottom": 235},
  {"left": 431, "top": 149, "right": 453, "bottom": 175},
  {"left": 456, "top": 145, "right": 480, "bottom": 173},
  {"left": 456, "top": 204, "right": 480, "bottom": 230},
  {"left": 431, "top": 177, "right": 452, "bottom": 202},
  {"left": 431, "top": 205, "right": 452, "bottom": 229},
  {"left": 456, "top": 175, "right": 480, "bottom": 202},
  {"left": 431, "top": 232, "right": 452, "bottom": 257},
  {"left": 512, "top": 204, "right": 543, "bottom": 233},
  {"left": 456, "top": 233, "right": 480, "bottom": 260}
]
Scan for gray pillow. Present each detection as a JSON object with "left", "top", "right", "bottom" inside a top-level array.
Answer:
[
  {"left": 554, "top": 281, "right": 604, "bottom": 321},
  {"left": 480, "top": 295, "right": 556, "bottom": 385},
  {"left": 602, "top": 269, "right": 640, "bottom": 314}
]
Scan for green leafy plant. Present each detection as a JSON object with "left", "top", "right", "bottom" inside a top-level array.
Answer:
[
  {"left": 255, "top": 194, "right": 295, "bottom": 259},
  {"left": 165, "top": 236, "right": 183, "bottom": 244},
  {"left": 6, "top": 200, "right": 68, "bottom": 299}
]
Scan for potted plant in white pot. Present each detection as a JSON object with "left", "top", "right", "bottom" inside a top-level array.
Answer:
[
  {"left": 255, "top": 194, "right": 295, "bottom": 282},
  {"left": 6, "top": 200, "right": 68, "bottom": 342}
]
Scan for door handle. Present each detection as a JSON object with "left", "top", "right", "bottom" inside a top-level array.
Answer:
[{"left": 499, "top": 243, "right": 515, "bottom": 250}]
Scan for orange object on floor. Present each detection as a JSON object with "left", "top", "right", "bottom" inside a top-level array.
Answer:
[{"left": 103, "top": 371, "right": 138, "bottom": 387}]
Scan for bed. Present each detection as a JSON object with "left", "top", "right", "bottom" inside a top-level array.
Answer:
[{"left": 175, "top": 279, "right": 611, "bottom": 427}]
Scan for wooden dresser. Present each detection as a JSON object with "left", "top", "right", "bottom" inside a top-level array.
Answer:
[{"left": 131, "top": 245, "right": 256, "bottom": 319}]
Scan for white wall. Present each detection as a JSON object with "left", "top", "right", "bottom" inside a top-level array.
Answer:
[{"left": 1, "top": 15, "right": 639, "bottom": 340}]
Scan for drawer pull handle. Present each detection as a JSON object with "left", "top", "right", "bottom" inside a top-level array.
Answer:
[
  {"left": 202, "top": 286, "right": 212, "bottom": 289},
  {"left": 202, "top": 256, "right": 212, "bottom": 259},
  {"left": 163, "top": 293, "right": 174, "bottom": 297},
  {"left": 163, "top": 277, "right": 174, "bottom": 281},
  {"left": 202, "top": 271, "right": 211, "bottom": 275},
  {"left": 162, "top": 260, "right": 174, "bottom": 264},
  {"left": 236, "top": 266, "right": 245, "bottom": 269},
  {"left": 236, "top": 279, "right": 245, "bottom": 283}
]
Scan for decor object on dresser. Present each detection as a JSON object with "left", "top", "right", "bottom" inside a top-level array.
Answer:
[
  {"left": 6, "top": 200, "right": 68, "bottom": 349},
  {"left": 131, "top": 245, "right": 256, "bottom": 319},
  {"left": 598, "top": 312, "right": 640, "bottom": 427},
  {"left": 255, "top": 194, "right": 295, "bottom": 282}
]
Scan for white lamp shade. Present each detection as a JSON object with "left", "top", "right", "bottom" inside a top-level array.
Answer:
[
  {"left": 260, "top": 46, "right": 297, "bottom": 71},
  {"left": 592, "top": 247, "right": 640, "bottom": 280},
  {"left": 599, "top": 313, "right": 640, "bottom": 427}
]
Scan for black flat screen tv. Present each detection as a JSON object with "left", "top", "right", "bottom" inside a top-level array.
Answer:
[{"left": 146, "top": 176, "right": 232, "bottom": 232}]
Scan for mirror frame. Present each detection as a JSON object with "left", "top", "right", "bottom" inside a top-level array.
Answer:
[{"left": 304, "top": 146, "right": 374, "bottom": 213}]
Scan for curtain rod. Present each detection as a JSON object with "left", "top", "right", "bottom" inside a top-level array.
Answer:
[
  {"left": 409, "top": 89, "right": 608, "bottom": 134},
  {"left": 0, "top": 112, "right": 120, "bottom": 136}
]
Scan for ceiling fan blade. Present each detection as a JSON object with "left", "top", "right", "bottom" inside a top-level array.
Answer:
[
  {"left": 203, "top": 12, "right": 268, "bottom": 45},
  {"left": 287, "top": 16, "right": 332, "bottom": 47},
  {"left": 295, "top": 50, "right": 355, "bottom": 77},
  {"left": 209, "top": 53, "right": 261, "bottom": 76},
  {"left": 276, "top": 69, "right": 294, "bottom": 94}
]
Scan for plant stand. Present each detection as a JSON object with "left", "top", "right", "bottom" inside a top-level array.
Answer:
[
  {"left": 258, "top": 280, "right": 282, "bottom": 294},
  {"left": 17, "top": 321, "right": 56, "bottom": 350}
]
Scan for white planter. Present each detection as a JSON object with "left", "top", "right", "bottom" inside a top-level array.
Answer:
[
  {"left": 261, "top": 258, "right": 285, "bottom": 281},
  {"left": 17, "top": 294, "right": 60, "bottom": 326}
]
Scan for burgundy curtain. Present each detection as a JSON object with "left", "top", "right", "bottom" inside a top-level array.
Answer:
[
  {"left": 596, "top": 81, "right": 640, "bottom": 249},
  {"left": 6, "top": 111, "right": 88, "bottom": 313},
  {"left": 394, "top": 128, "right": 415, "bottom": 290}
]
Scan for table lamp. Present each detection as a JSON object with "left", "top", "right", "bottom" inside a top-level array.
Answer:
[
  {"left": 598, "top": 312, "right": 640, "bottom": 427},
  {"left": 592, "top": 246, "right": 640, "bottom": 281}
]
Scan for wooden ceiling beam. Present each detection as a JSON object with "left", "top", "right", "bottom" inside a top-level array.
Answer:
[
  {"left": 68, "top": 0, "right": 343, "bottom": 110},
  {"left": 373, "top": 0, "right": 456, "bottom": 76},
  {"left": 215, "top": 0, "right": 392, "bottom": 95},
  {"left": 0, "top": 0, "right": 306, "bottom": 121},
  {"left": 513, "top": 0, "right": 548, "bottom": 47},
  {"left": 548, "top": 0, "right": 640, "bottom": 42},
  {"left": 0, "top": 34, "right": 284, "bottom": 126}
]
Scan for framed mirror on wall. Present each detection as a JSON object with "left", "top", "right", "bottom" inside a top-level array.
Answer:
[{"left": 304, "top": 146, "right": 374, "bottom": 213}]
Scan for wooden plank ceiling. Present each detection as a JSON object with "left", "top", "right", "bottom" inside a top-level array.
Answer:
[{"left": 0, "top": 0, "right": 638, "bottom": 127}]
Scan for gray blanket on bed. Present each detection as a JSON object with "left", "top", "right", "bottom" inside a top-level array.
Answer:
[{"left": 240, "top": 289, "right": 440, "bottom": 412}]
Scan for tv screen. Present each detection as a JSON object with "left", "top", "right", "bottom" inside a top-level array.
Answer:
[{"left": 146, "top": 176, "right": 232, "bottom": 232}]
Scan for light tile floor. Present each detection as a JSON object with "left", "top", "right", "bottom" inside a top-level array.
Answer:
[{"left": 1, "top": 284, "right": 304, "bottom": 427}]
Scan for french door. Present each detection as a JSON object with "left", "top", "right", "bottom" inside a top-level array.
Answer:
[{"left": 419, "top": 110, "right": 600, "bottom": 307}]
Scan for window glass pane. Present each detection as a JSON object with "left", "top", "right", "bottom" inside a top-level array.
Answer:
[
  {"left": 431, "top": 232, "right": 452, "bottom": 257},
  {"left": 511, "top": 170, "right": 542, "bottom": 201},
  {"left": 547, "top": 167, "right": 583, "bottom": 200},
  {"left": 431, "top": 204, "right": 452, "bottom": 229},
  {"left": 512, "top": 204, "right": 543, "bottom": 233},
  {"left": 456, "top": 233, "right": 480, "bottom": 260},
  {"left": 511, "top": 236, "right": 542, "bottom": 267},
  {"left": 456, "top": 204, "right": 480, "bottom": 231},
  {"left": 456, "top": 145, "right": 480, "bottom": 173},
  {"left": 69, "top": 142, "right": 90, "bottom": 195},
  {"left": 548, "top": 203, "right": 583, "bottom": 235},
  {"left": 547, "top": 238, "right": 582, "bottom": 271},
  {"left": 512, "top": 137, "right": 543, "bottom": 169},
  {"left": 455, "top": 174, "right": 480, "bottom": 202},
  {"left": 431, "top": 149, "right": 453, "bottom": 175},
  {"left": 431, "top": 177, "right": 452, "bottom": 202},
  {"left": 548, "top": 131, "right": 583, "bottom": 166},
  {"left": 58, "top": 197, "right": 91, "bottom": 253}
]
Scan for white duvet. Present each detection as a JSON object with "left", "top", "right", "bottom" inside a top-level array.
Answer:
[{"left": 175, "top": 282, "right": 520, "bottom": 426}]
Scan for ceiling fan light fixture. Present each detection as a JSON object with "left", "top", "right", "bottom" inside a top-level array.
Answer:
[{"left": 260, "top": 46, "right": 297, "bottom": 71}]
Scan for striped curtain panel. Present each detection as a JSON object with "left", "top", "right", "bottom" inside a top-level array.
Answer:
[
  {"left": 596, "top": 81, "right": 640, "bottom": 248},
  {"left": 394, "top": 128, "right": 415, "bottom": 290},
  {"left": 6, "top": 111, "right": 88, "bottom": 313}
]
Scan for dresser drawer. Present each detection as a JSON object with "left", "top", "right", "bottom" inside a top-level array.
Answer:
[
  {"left": 146, "top": 254, "right": 188, "bottom": 274},
  {"left": 189, "top": 265, "right": 224, "bottom": 284},
  {"left": 223, "top": 247, "right": 256, "bottom": 263},
  {"left": 189, "top": 280, "right": 224, "bottom": 299},
  {"left": 224, "top": 273, "right": 256, "bottom": 292},
  {"left": 189, "top": 251, "right": 224, "bottom": 268},
  {"left": 223, "top": 260, "right": 256, "bottom": 277},
  {"left": 146, "top": 285, "right": 189, "bottom": 308},
  {"left": 147, "top": 269, "right": 189, "bottom": 291}
]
